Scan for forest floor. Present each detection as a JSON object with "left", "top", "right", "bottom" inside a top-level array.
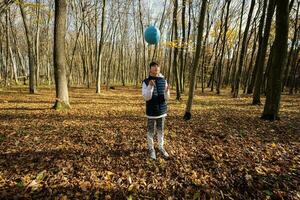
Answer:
[{"left": 0, "top": 86, "right": 299, "bottom": 200}]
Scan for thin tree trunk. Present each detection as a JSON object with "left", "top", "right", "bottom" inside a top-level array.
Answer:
[
  {"left": 183, "top": 0, "right": 192, "bottom": 91},
  {"left": 184, "top": 0, "right": 207, "bottom": 120},
  {"left": 282, "top": 1, "right": 299, "bottom": 91},
  {"left": 230, "top": 0, "right": 246, "bottom": 93},
  {"left": 243, "top": 29, "right": 259, "bottom": 93},
  {"left": 288, "top": 46, "right": 300, "bottom": 94},
  {"left": 94, "top": 0, "right": 98, "bottom": 85},
  {"left": 106, "top": 25, "right": 117, "bottom": 91},
  {"left": 247, "top": 0, "right": 267, "bottom": 94},
  {"left": 173, "top": 0, "right": 180, "bottom": 100},
  {"left": 179, "top": 0, "right": 186, "bottom": 93},
  {"left": 253, "top": 0, "right": 276, "bottom": 105},
  {"left": 263, "top": 44, "right": 274, "bottom": 94},
  {"left": 233, "top": 0, "right": 255, "bottom": 97},
  {"left": 68, "top": 23, "right": 83, "bottom": 86},
  {"left": 35, "top": 0, "right": 40, "bottom": 87},
  {"left": 5, "top": 9, "right": 9, "bottom": 86},
  {"left": 201, "top": 10, "right": 211, "bottom": 93},
  {"left": 19, "top": 0, "right": 36, "bottom": 93},
  {"left": 133, "top": 0, "right": 140, "bottom": 87},
  {"left": 9, "top": 47, "right": 18, "bottom": 84},
  {"left": 216, "top": 0, "right": 230, "bottom": 94},
  {"left": 138, "top": 0, "right": 146, "bottom": 78}
]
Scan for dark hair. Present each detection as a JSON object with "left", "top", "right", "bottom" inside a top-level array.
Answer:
[{"left": 149, "top": 61, "right": 159, "bottom": 68}]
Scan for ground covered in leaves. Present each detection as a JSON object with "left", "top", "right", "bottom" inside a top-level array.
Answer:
[{"left": 0, "top": 86, "right": 299, "bottom": 200}]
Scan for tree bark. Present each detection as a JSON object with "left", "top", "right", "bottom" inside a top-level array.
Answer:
[
  {"left": 35, "top": 0, "right": 41, "bottom": 87},
  {"left": 247, "top": 0, "right": 268, "bottom": 94},
  {"left": 96, "top": 0, "right": 106, "bottom": 93},
  {"left": 19, "top": 0, "right": 36, "bottom": 93},
  {"left": 179, "top": 0, "right": 186, "bottom": 93},
  {"left": 282, "top": 1, "right": 299, "bottom": 91},
  {"left": 230, "top": 0, "right": 246, "bottom": 93},
  {"left": 288, "top": 45, "right": 300, "bottom": 94},
  {"left": 233, "top": 0, "right": 255, "bottom": 97},
  {"left": 138, "top": 0, "right": 146, "bottom": 78},
  {"left": 262, "top": 0, "right": 289, "bottom": 120},
  {"left": 184, "top": 0, "right": 207, "bottom": 120},
  {"left": 172, "top": 0, "right": 181, "bottom": 100},
  {"left": 252, "top": 0, "right": 276, "bottom": 105},
  {"left": 216, "top": 0, "right": 230, "bottom": 94},
  {"left": 53, "top": 0, "right": 70, "bottom": 110},
  {"left": 5, "top": 9, "right": 9, "bottom": 86}
]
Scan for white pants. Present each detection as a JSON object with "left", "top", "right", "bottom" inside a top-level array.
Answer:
[{"left": 147, "top": 117, "right": 165, "bottom": 150}]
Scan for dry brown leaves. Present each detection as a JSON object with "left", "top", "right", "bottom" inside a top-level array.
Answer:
[{"left": 0, "top": 86, "right": 299, "bottom": 199}]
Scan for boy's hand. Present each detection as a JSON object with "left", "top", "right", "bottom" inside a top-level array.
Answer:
[{"left": 149, "top": 80, "right": 155, "bottom": 86}]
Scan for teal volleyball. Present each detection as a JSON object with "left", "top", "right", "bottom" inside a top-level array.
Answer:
[{"left": 144, "top": 26, "right": 160, "bottom": 45}]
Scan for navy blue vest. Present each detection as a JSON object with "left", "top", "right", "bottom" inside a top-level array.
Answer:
[{"left": 143, "top": 76, "right": 167, "bottom": 116}]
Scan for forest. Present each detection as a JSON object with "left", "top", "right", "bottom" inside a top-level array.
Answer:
[{"left": 0, "top": 0, "right": 299, "bottom": 199}]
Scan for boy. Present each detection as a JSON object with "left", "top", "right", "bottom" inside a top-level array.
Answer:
[{"left": 142, "top": 61, "right": 170, "bottom": 160}]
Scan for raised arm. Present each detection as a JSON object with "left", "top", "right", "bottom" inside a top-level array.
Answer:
[{"left": 142, "top": 82, "right": 154, "bottom": 101}]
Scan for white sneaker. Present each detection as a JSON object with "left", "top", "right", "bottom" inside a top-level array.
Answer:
[
  {"left": 159, "top": 147, "right": 169, "bottom": 158},
  {"left": 149, "top": 148, "right": 156, "bottom": 160}
]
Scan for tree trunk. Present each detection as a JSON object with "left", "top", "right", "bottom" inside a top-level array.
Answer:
[
  {"left": 262, "top": 0, "right": 289, "bottom": 120},
  {"left": 9, "top": 47, "right": 18, "bottom": 84},
  {"left": 35, "top": 0, "right": 40, "bottom": 87},
  {"left": 9, "top": 8, "right": 22, "bottom": 84},
  {"left": 167, "top": 23, "right": 173, "bottom": 84},
  {"left": 282, "top": 1, "right": 299, "bottom": 91},
  {"left": 172, "top": 0, "right": 181, "bottom": 100},
  {"left": 253, "top": 0, "right": 276, "bottom": 105},
  {"left": 201, "top": 10, "right": 211, "bottom": 93},
  {"left": 288, "top": 46, "right": 300, "bottom": 94},
  {"left": 132, "top": 0, "right": 140, "bottom": 88},
  {"left": 183, "top": 0, "right": 192, "bottom": 91},
  {"left": 247, "top": 0, "right": 268, "bottom": 94},
  {"left": 207, "top": 18, "right": 223, "bottom": 90},
  {"left": 184, "top": 0, "right": 207, "bottom": 120},
  {"left": 243, "top": 29, "right": 259, "bottom": 93},
  {"left": 138, "top": 0, "right": 146, "bottom": 78},
  {"left": 230, "top": 0, "right": 246, "bottom": 93},
  {"left": 179, "top": 0, "right": 186, "bottom": 93},
  {"left": 106, "top": 26, "right": 117, "bottom": 91},
  {"left": 5, "top": 9, "right": 9, "bottom": 86},
  {"left": 96, "top": 0, "right": 106, "bottom": 93},
  {"left": 216, "top": 0, "right": 230, "bottom": 94},
  {"left": 263, "top": 44, "right": 274, "bottom": 94},
  {"left": 53, "top": 0, "right": 70, "bottom": 110},
  {"left": 233, "top": 0, "right": 255, "bottom": 97},
  {"left": 19, "top": 0, "right": 36, "bottom": 93}
]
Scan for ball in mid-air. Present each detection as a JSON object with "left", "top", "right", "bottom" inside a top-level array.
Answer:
[{"left": 144, "top": 26, "right": 160, "bottom": 45}]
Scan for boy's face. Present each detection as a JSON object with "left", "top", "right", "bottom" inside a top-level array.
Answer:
[{"left": 150, "top": 64, "right": 160, "bottom": 76}]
